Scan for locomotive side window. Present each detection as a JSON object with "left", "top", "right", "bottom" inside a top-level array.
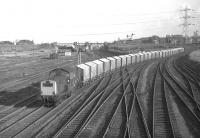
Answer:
[{"left": 43, "top": 81, "right": 53, "bottom": 87}]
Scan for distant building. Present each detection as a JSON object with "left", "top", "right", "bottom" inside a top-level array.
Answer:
[{"left": 57, "top": 46, "right": 72, "bottom": 56}]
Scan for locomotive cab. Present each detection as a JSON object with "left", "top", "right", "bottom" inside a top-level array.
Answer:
[{"left": 40, "top": 68, "right": 74, "bottom": 106}]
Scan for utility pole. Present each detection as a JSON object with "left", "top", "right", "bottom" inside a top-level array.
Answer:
[
  {"left": 77, "top": 43, "right": 81, "bottom": 64},
  {"left": 179, "top": 7, "right": 195, "bottom": 43}
]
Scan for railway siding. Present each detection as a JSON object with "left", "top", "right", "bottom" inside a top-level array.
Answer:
[{"left": 4, "top": 47, "right": 200, "bottom": 138}]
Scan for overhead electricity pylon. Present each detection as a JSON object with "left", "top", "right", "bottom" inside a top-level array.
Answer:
[{"left": 179, "top": 7, "right": 195, "bottom": 42}]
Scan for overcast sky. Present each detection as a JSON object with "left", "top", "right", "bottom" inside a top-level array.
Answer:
[{"left": 0, "top": 0, "right": 200, "bottom": 43}]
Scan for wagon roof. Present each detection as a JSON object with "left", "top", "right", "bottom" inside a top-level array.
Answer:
[
  {"left": 107, "top": 57, "right": 115, "bottom": 60},
  {"left": 99, "top": 58, "right": 110, "bottom": 62},
  {"left": 138, "top": 53, "right": 145, "bottom": 55},
  {"left": 77, "top": 64, "right": 90, "bottom": 70},
  {"left": 92, "top": 60, "right": 103, "bottom": 64},
  {"left": 118, "top": 55, "right": 126, "bottom": 58},
  {"left": 128, "top": 53, "right": 137, "bottom": 56},
  {"left": 85, "top": 62, "right": 97, "bottom": 67},
  {"left": 112, "top": 56, "right": 120, "bottom": 59},
  {"left": 124, "top": 55, "right": 131, "bottom": 57}
]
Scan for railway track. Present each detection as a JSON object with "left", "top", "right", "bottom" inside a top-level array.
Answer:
[
  {"left": 173, "top": 59, "right": 200, "bottom": 106},
  {"left": 1, "top": 76, "right": 103, "bottom": 138},
  {"left": 180, "top": 57, "right": 200, "bottom": 81},
  {"left": 0, "top": 95, "right": 38, "bottom": 120},
  {"left": 50, "top": 73, "right": 123, "bottom": 137},
  {"left": 51, "top": 63, "right": 145, "bottom": 138},
  {"left": 1, "top": 55, "right": 130, "bottom": 137},
  {"left": 13, "top": 75, "right": 110, "bottom": 138},
  {"left": 123, "top": 67, "right": 136, "bottom": 138},
  {"left": 152, "top": 62, "right": 174, "bottom": 137},
  {"left": 0, "top": 59, "right": 76, "bottom": 91},
  {"left": 0, "top": 106, "right": 53, "bottom": 137},
  {"left": 180, "top": 65, "right": 200, "bottom": 105},
  {"left": 168, "top": 58, "right": 193, "bottom": 96},
  {"left": 162, "top": 60, "right": 200, "bottom": 137},
  {"left": 101, "top": 70, "right": 130, "bottom": 138},
  {"left": 52, "top": 69, "right": 127, "bottom": 137},
  {"left": 125, "top": 63, "right": 150, "bottom": 138},
  {"left": 0, "top": 59, "right": 81, "bottom": 115},
  {"left": 0, "top": 93, "right": 38, "bottom": 112},
  {"left": 73, "top": 78, "right": 125, "bottom": 137},
  {"left": 0, "top": 55, "right": 77, "bottom": 73},
  {"left": 101, "top": 67, "right": 141, "bottom": 138},
  {"left": 172, "top": 59, "right": 194, "bottom": 97},
  {"left": 0, "top": 100, "right": 42, "bottom": 133},
  {"left": 164, "top": 59, "right": 200, "bottom": 120},
  {"left": 0, "top": 57, "right": 76, "bottom": 79},
  {"left": 3, "top": 53, "right": 200, "bottom": 138},
  {"left": 134, "top": 62, "right": 158, "bottom": 137},
  {"left": 129, "top": 95, "right": 151, "bottom": 138}
]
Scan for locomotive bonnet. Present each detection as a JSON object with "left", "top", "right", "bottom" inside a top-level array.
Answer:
[{"left": 40, "top": 68, "right": 74, "bottom": 105}]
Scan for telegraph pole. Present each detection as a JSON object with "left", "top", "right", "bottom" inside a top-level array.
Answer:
[
  {"left": 77, "top": 43, "right": 81, "bottom": 64},
  {"left": 179, "top": 7, "right": 195, "bottom": 43}
]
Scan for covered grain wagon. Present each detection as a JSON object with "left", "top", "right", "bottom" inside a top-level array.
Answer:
[
  {"left": 99, "top": 58, "right": 110, "bottom": 73},
  {"left": 150, "top": 51, "right": 155, "bottom": 59},
  {"left": 113, "top": 56, "right": 121, "bottom": 69},
  {"left": 142, "top": 52, "right": 148, "bottom": 60},
  {"left": 107, "top": 57, "right": 116, "bottom": 71},
  {"left": 76, "top": 64, "right": 90, "bottom": 83},
  {"left": 138, "top": 53, "right": 144, "bottom": 62},
  {"left": 92, "top": 60, "right": 103, "bottom": 76},
  {"left": 155, "top": 51, "right": 159, "bottom": 58},
  {"left": 129, "top": 54, "right": 136, "bottom": 64},
  {"left": 124, "top": 55, "right": 131, "bottom": 66},
  {"left": 118, "top": 55, "right": 127, "bottom": 67},
  {"left": 158, "top": 51, "right": 163, "bottom": 58},
  {"left": 85, "top": 62, "right": 97, "bottom": 80},
  {"left": 135, "top": 53, "right": 141, "bottom": 63}
]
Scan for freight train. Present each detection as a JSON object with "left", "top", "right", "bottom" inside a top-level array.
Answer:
[{"left": 40, "top": 48, "right": 184, "bottom": 106}]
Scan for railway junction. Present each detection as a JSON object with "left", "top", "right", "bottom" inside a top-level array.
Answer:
[{"left": 0, "top": 47, "right": 200, "bottom": 138}]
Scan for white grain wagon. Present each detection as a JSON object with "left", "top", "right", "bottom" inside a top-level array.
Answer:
[
  {"left": 76, "top": 64, "right": 90, "bottom": 83},
  {"left": 138, "top": 53, "right": 144, "bottom": 62},
  {"left": 99, "top": 58, "right": 110, "bottom": 73},
  {"left": 125, "top": 55, "right": 131, "bottom": 66},
  {"left": 167, "top": 50, "right": 170, "bottom": 56},
  {"left": 113, "top": 56, "right": 122, "bottom": 68},
  {"left": 142, "top": 52, "right": 148, "bottom": 60},
  {"left": 129, "top": 54, "right": 136, "bottom": 64},
  {"left": 168, "top": 49, "right": 172, "bottom": 56},
  {"left": 158, "top": 51, "right": 163, "bottom": 58},
  {"left": 135, "top": 53, "right": 141, "bottom": 63},
  {"left": 92, "top": 60, "right": 103, "bottom": 76},
  {"left": 119, "top": 55, "right": 127, "bottom": 67},
  {"left": 85, "top": 62, "right": 97, "bottom": 80},
  {"left": 107, "top": 57, "right": 116, "bottom": 71},
  {"left": 150, "top": 51, "right": 156, "bottom": 59},
  {"left": 155, "top": 51, "right": 160, "bottom": 58},
  {"left": 146, "top": 52, "right": 152, "bottom": 60},
  {"left": 163, "top": 50, "right": 167, "bottom": 57}
]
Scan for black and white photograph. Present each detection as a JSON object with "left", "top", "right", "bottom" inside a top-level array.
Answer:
[{"left": 0, "top": 0, "right": 200, "bottom": 137}]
